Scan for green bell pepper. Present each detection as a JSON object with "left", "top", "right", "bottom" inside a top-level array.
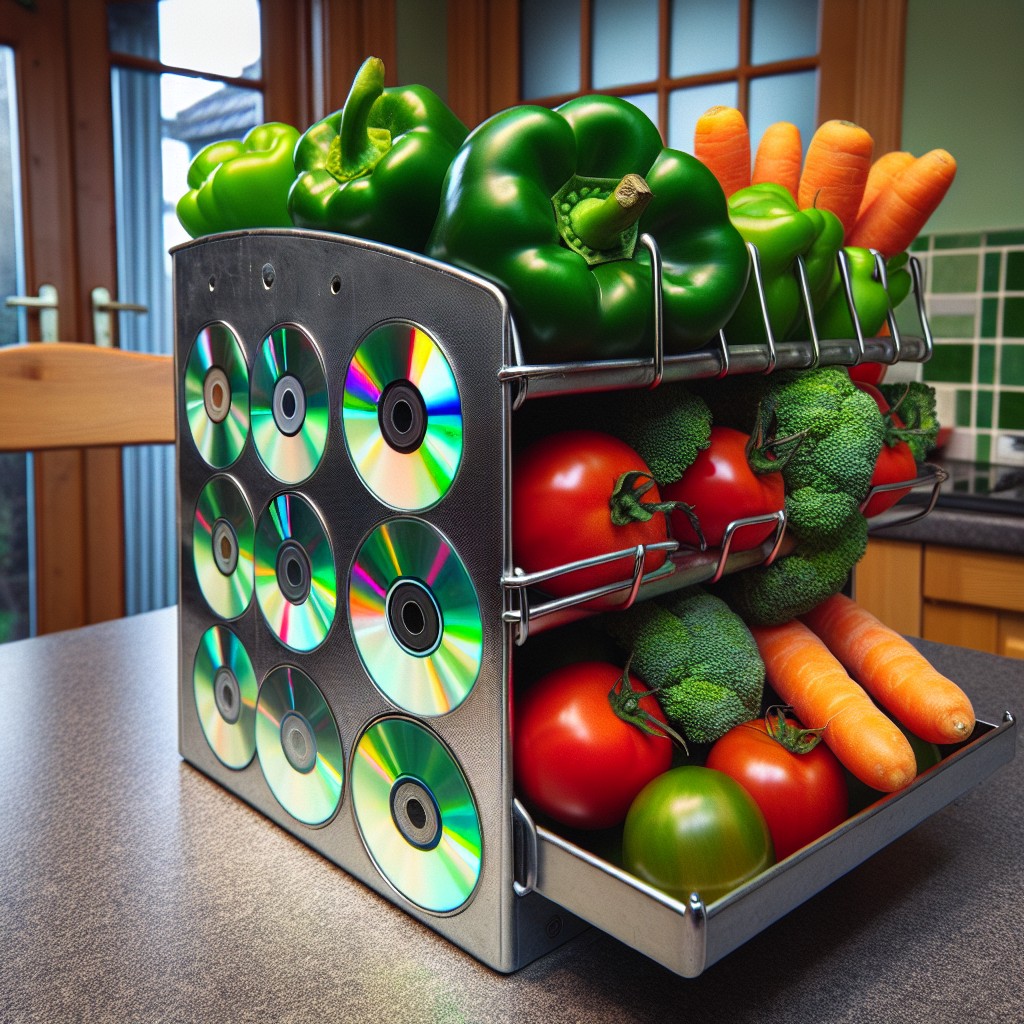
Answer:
[
  {"left": 426, "top": 95, "right": 750, "bottom": 363},
  {"left": 288, "top": 57, "right": 468, "bottom": 252},
  {"left": 724, "top": 183, "right": 844, "bottom": 346},
  {"left": 813, "top": 246, "right": 912, "bottom": 341},
  {"left": 176, "top": 121, "right": 301, "bottom": 238}
]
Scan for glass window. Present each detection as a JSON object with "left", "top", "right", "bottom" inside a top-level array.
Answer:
[
  {"left": 107, "top": 2, "right": 264, "bottom": 616},
  {"left": 0, "top": 46, "right": 34, "bottom": 642},
  {"left": 592, "top": 0, "right": 658, "bottom": 90},
  {"left": 108, "top": 0, "right": 262, "bottom": 79},
  {"left": 670, "top": 0, "right": 739, "bottom": 77},
  {"left": 667, "top": 81, "right": 739, "bottom": 153},
  {"left": 750, "top": 0, "right": 820, "bottom": 65},
  {"left": 521, "top": 0, "right": 581, "bottom": 100},
  {"left": 748, "top": 70, "right": 817, "bottom": 158}
]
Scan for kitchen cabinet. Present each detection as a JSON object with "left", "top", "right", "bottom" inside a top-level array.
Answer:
[{"left": 855, "top": 537, "right": 1024, "bottom": 660}]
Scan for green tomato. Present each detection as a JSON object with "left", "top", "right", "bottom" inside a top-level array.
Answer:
[{"left": 622, "top": 765, "right": 775, "bottom": 905}]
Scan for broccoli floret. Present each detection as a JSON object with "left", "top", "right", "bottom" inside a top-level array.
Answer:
[
  {"left": 713, "top": 511, "right": 868, "bottom": 625},
  {"left": 604, "top": 587, "right": 764, "bottom": 744},
  {"left": 762, "top": 366, "right": 884, "bottom": 506},
  {"left": 613, "top": 382, "right": 713, "bottom": 484},
  {"left": 879, "top": 381, "right": 940, "bottom": 462}
]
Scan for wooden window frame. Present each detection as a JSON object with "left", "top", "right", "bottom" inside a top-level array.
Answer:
[{"left": 447, "top": 0, "right": 906, "bottom": 154}]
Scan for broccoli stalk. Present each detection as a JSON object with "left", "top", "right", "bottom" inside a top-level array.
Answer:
[{"left": 604, "top": 587, "right": 764, "bottom": 744}]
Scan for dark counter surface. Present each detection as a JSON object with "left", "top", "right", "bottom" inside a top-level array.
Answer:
[{"left": 1, "top": 608, "right": 1021, "bottom": 1024}]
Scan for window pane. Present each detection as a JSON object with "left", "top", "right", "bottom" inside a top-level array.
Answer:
[
  {"left": 0, "top": 46, "right": 34, "bottom": 643},
  {"left": 671, "top": 0, "right": 739, "bottom": 77},
  {"left": 592, "top": 0, "right": 658, "bottom": 89},
  {"left": 750, "top": 0, "right": 819, "bottom": 65},
  {"left": 521, "top": 0, "right": 581, "bottom": 99},
  {"left": 748, "top": 70, "right": 817, "bottom": 162},
  {"left": 667, "top": 81, "right": 738, "bottom": 153},
  {"left": 108, "top": 0, "right": 262, "bottom": 79},
  {"left": 111, "top": 67, "right": 263, "bottom": 615}
]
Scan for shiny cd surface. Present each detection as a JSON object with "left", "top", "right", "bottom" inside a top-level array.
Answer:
[
  {"left": 251, "top": 326, "right": 329, "bottom": 484},
  {"left": 351, "top": 717, "right": 481, "bottom": 913},
  {"left": 255, "top": 492, "right": 336, "bottom": 652},
  {"left": 184, "top": 323, "right": 250, "bottom": 468},
  {"left": 193, "top": 475, "right": 255, "bottom": 619},
  {"left": 342, "top": 321, "right": 463, "bottom": 510},
  {"left": 193, "top": 625, "right": 258, "bottom": 769},
  {"left": 349, "top": 518, "right": 482, "bottom": 716},
  {"left": 255, "top": 665, "right": 343, "bottom": 826}
]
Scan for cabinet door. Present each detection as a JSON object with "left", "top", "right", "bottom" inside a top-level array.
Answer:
[{"left": 854, "top": 539, "right": 923, "bottom": 636}]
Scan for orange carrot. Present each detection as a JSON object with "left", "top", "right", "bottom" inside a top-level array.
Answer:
[
  {"left": 847, "top": 148, "right": 957, "bottom": 256},
  {"left": 856, "top": 150, "right": 915, "bottom": 222},
  {"left": 752, "top": 121, "right": 803, "bottom": 200},
  {"left": 797, "top": 119, "right": 874, "bottom": 240},
  {"left": 694, "top": 105, "right": 750, "bottom": 198},
  {"left": 751, "top": 620, "right": 918, "bottom": 792},
  {"left": 801, "top": 593, "right": 976, "bottom": 745}
]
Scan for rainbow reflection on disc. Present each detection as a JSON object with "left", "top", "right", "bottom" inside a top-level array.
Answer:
[
  {"left": 251, "top": 326, "right": 329, "bottom": 484},
  {"left": 351, "top": 717, "right": 481, "bottom": 913},
  {"left": 256, "top": 665, "right": 343, "bottom": 826},
  {"left": 349, "top": 518, "right": 482, "bottom": 716},
  {"left": 255, "top": 492, "right": 336, "bottom": 652},
  {"left": 193, "top": 625, "right": 258, "bottom": 769},
  {"left": 342, "top": 321, "right": 463, "bottom": 510},
  {"left": 193, "top": 475, "right": 255, "bottom": 619},
  {"left": 184, "top": 323, "right": 250, "bottom": 468}
]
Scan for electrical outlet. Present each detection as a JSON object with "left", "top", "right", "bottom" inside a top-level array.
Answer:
[{"left": 994, "top": 433, "right": 1024, "bottom": 467}]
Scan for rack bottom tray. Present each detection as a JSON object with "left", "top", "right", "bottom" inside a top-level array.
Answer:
[{"left": 519, "top": 713, "right": 1015, "bottom": 977}]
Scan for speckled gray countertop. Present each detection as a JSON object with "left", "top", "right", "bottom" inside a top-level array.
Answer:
[
  {"left": 1, "top": 608, "right": 1022, "bottom": 1024},
  {"left": 871, "top": 503, "right": 1024, "bottom": 554}
]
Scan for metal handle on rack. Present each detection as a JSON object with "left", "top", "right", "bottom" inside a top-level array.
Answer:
[
  {"left": 512, "top": 798, "right": 538, "bottom": 897},
  {"left": 863, "top": 463, "right": 949, "bottom": 530}
]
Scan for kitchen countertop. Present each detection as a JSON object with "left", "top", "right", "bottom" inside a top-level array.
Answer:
[
  {"left": 869, "top": 458, "right": 1024, "bottom": 554},
  {"left": 1, "top": 607, "right": 1022, "bottom": 1023}
]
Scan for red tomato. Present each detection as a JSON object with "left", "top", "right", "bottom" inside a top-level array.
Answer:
[
  {"left": 855, "top": 382, "right": 918, "bottom": 517},
  {"left": 706, "top": 715, "right": 848, "bottom": 860},
  {"left": 847, "top": 361, "right": 887, "bottom": 386},
  {"left": 660, "top": 426, "right": 785, "bottom": 551},
  {"left": 513, "top": 430, "right": 671, "bottom": 598},
  {"left": 514, "top": 661, "right": 674, "bottom": 830}
]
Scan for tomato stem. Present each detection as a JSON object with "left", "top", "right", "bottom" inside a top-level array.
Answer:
[
  {"left": 608, "top": 660, "right": 690, "bottom": 754},
  {"left": 609, "top": 471, "right": 706, "bottom": 548},
  {"left": 764, "top": 705, "right": 825, "bottom": 754},
  {"left": 748, "top": 399, "right": 807, "bottom": 474}
]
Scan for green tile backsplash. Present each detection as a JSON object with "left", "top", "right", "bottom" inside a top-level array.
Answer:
[{"left": 915, "top": 229, "right": 1024, "bottom": 463}]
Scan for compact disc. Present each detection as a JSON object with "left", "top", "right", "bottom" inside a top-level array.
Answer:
[
  {"left": 193, "top": 624, "right": 257, "bottom": 769},
  {"left": 348, "top": 518, "right": 482, "bottom": 716},
  {"left": 255, "top": 665, "right": 343, "bottom": 826},
  {"left": 341, "top": 321, "right": 463, "bottom": 510},
  {"left": 193, "top": 475, "right": 255, "bottom": 619},
  {"left": 255, "top": 492, "right": 336, "bottom": 652},
  {"left": 184, "top": 322, "right": 250, "bottom": 468},
  {"left": 251, "top": 325, "right": 329, "bottom": 484},
  {"left": 351, "top": 717, "right": 482, "bottom": 913}
]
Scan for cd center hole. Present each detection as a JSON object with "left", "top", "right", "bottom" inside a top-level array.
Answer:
[
  {"left": 282, "top": 387, "right": 297, "bottom": 419},
  {"left": 219, "top": 535, "right": 233, "bottom": 561},
  {"left": 287, "top": 727, "right": 307, "bottom": 761},
  {"left": 391, "top": 399, "right": 413, "bottom": 436},
  {"left": 211, "top": 381, "right": 225, "bottom": 408},
  {"left": 221, "top": 683, "right": 235, "bottom": 709},
  {"left": 406, "top": 797, "right": 427, "bottom": 831},
  {"left": 286, "top": 555, "right": 304, "bottom": 588},
  {"left": 402, "top": 600, "right": 425, "bottom": 636}
]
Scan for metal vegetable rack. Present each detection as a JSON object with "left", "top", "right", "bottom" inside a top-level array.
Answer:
[{"left": 173, "top": 229, "right": 1014, "bottom": 978}]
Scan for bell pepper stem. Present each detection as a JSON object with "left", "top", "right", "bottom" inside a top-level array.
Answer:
[
  {"left": 334, "top": 56, "right": 392, "bottom": 180},
  {"left": 569, "top": 173, "right": 652, "bottom": 252}
]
